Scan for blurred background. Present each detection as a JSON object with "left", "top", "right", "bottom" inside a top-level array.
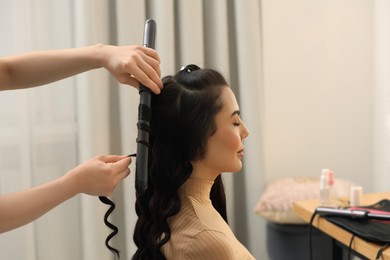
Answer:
[{"left": 0, "top": 0, "right": 389, "bottom": 259}]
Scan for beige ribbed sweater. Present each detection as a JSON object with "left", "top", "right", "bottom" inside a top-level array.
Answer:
[{"left": 161, "top": 178, "right": 255, "bottom": 260}]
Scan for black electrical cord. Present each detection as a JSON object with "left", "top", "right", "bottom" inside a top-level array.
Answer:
[
  {"left": 376, "top": 242, "right": 389, "bottom": 260},
  {"left": 348, "top": 234, "right": 356, "bottom": 260}
]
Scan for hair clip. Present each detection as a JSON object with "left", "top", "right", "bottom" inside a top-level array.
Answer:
[{"left": 180, "top": 66, "right": 192, "bottom": 73}]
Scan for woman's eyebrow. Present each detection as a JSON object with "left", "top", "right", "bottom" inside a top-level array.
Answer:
[{"left": 230, "top": 110, "right": 240, "bottom": 117}]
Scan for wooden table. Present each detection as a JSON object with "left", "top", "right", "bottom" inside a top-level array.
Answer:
[{"left": 293, "top": 192, "right": 390, "bottom": 259}]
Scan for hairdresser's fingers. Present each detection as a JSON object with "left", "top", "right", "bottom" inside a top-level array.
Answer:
[
  {"left": 121, "top": 69, "right": 161, "bottom": 94},
  {"left": 112, "top": 156, "right": 132, "bottom": 172},
  {"left": 117, "top": 76, "right": 140, "bottom": 90},
  {"left": 129, "top": 54, "right": 162, "bottom": 94},
  {"left": 142, "top": 47, "right": 161, "bottom": 65},
  {"left": 116, "top": 167, "right": 131, "bottom": 182},
  {"left": 143, "top": 49, "right": 161, "bottom": 78},
  {"left": 129, "top": 66, "right": 161, "bottom": 94},
  {"left": 97, "top": 155, "right": 128, "bottom": 163},
  {"left": 139, "top": 47, "right": 161, "bottom": 77},
  {"left": 118, "top": 74, "right": 161, "bottom": 95},
  {"left": 139, "top": 51, "right": 161, "bottom": 82}
]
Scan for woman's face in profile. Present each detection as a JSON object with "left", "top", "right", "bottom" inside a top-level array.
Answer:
[{"left": 193, "top": 87, "right": 249, "bottom": 179}]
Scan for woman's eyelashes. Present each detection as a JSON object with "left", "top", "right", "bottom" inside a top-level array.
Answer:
[{"left": 233, "top": 116, "right": 241, "bottom": 126}]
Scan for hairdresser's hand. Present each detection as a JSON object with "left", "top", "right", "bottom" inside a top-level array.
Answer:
[
  {"left": 66, "top": 155, "right": 131, "bottom": 196},
  {"left": 0, "top": 155, "right": 131, "bottom": 233},
  {"left": 99, "top": 45, "right": 163, "bottom": 94},
  {"left": 0, "top": 44, "right": 163, "bottom": 92}
]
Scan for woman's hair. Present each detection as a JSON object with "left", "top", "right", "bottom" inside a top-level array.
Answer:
[{"left": 132, "top": 64, "right": 229, "bottom": 260}]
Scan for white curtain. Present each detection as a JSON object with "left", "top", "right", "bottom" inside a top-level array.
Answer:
[
  {"left": 0, "top": 1, "right": 81, "bottom": 259},
  {"left": 0, "top": 0, "right": 266, "bottom": 259}
]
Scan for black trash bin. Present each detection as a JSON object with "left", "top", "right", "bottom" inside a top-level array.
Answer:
[{"left": 266, "top": 222, "right": 333, "bottom": 260}]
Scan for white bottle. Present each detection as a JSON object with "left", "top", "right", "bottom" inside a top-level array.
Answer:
[
  {"left": 319, "top": 169, "right": 330, "bottom": 206},
  {"left": 327, "top": 170, "right": 336, "bottom": 206}
]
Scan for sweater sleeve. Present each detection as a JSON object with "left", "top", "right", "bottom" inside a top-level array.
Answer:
[{"left": 184, "top": 230, "right": 254, "bottom": 260}]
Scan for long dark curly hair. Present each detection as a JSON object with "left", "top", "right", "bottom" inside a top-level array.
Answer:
[{"left": 132, "top": 64, "right": 229, "bottom": 260}]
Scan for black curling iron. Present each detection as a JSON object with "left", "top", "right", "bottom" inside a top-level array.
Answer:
[
  {"left": 135, "top": 19, "right": 156, "bottom": 195},
  {"left": 98, "top": 20, "right": 156, "bottom": 258}
]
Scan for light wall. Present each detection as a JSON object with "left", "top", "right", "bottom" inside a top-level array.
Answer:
[{"left": 262, "top": 0, "right": 374, "bottom": 191}]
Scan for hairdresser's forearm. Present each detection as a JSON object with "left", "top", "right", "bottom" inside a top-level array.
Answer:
[
  {"left": 0, "top": 174, "right": 78, "bottom": 233},
  {"left": 0, "top": 44, "right": 104, "bottom": 90}
]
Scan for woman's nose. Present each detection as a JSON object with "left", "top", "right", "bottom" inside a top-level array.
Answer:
[{"left": 241, "top": 123, "right": 249, "bottom": 139}]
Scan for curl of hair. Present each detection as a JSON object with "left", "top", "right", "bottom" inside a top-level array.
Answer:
[
  {"left": 99, "top": 196, "right": 120, "bottom": 259},
  {"left": 132, "top": 65, "right": 229, "bottom": 259}
]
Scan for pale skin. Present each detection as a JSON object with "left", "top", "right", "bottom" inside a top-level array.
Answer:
[
  {"left": 0, "top": 44, "right": 162, "bottom": 233},
  {"left": 0, "top": 44, "right": 163, "bottom": 93},
  {"left": 0, "top": 155, "right": 131, "bottom": 233},
  {"left": 191, "top": 87, "right": 249, "bottom": 180}
]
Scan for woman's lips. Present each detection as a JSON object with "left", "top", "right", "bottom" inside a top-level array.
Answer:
[{"left": 237, "top": 149, "right": 244, "bottom": 159}]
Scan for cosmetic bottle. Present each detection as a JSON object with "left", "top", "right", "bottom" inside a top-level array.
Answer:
[
  {"left": 319, "top": 169, "right": 330, "bottom": 206},
  {"left": 327, "top": 170, "right": 336, "bottom": 206}
]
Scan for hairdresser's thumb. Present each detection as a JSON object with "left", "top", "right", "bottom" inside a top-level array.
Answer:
[{"left": 114, "top": 156, "right": 131, "bottom": 171}]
